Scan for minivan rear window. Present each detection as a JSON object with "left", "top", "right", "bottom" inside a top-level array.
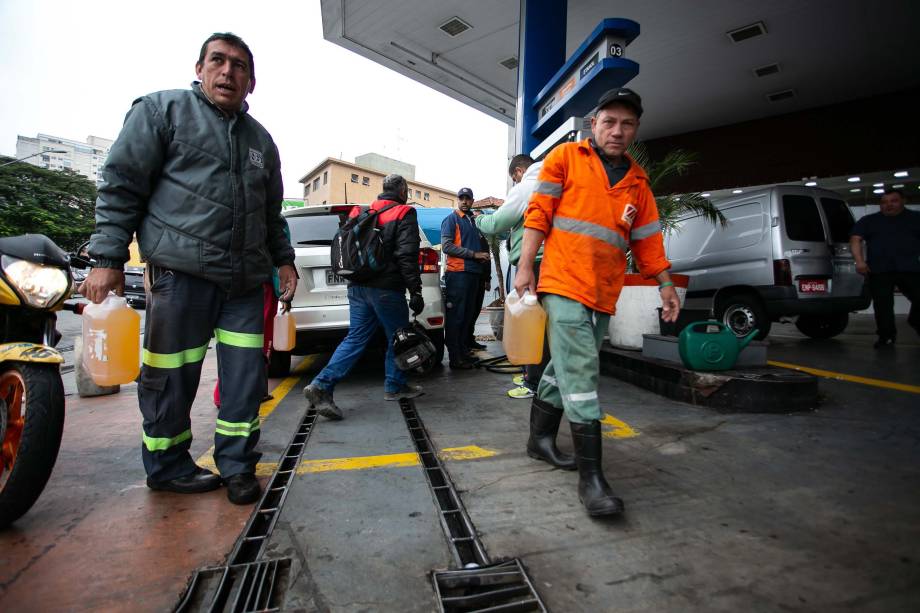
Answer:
[
  {"left": 287, "top": 214, "right": 344, "bottom": 246},
  {"left": 782, "top": 195, "right": 825, "bottom": 242},
  {"left": 820, "top": 198, "right": 855, "bottom": 244}
]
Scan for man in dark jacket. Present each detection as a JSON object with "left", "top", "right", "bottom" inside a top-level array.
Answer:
[
  {"left": 850, "top": 188, "right": 920, "bottom": 347},
  {"left": 441, "top": 188, "right": 490, "bottom": 369},
  {"left": 465, "top": 209, "right": 491, "bottom": 354},
  {"left": 303, "top": 174, "right": 425, "bottom": 420},
  {"left": 80, "top": 33, "right": 297, "bottom": 505}
]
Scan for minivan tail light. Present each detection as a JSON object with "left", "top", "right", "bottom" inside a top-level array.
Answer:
[
  {"left": 419, "top": 248, "right": 439, "bottom": 273},
  {"left": 427, "top": 316, "right": 444, "bottom": 326},
  {"left": 773, "top": 259, "right": 792, "bottom": 286}
]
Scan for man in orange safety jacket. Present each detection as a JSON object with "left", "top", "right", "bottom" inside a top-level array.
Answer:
[{"left": 514, "top": 87, "right": 681, "bottom": 518}]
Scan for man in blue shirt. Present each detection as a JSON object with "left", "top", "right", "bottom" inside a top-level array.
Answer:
[
  {"left": 441, "top": 188, "right": 490, "bottom": 368},
  {"left": 850, "top": 188, "right": 920, "bottom": 348}
]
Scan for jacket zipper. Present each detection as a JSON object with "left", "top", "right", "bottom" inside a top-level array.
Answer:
[{"left": 227, "top": 115, "right": 240, "bottom": 295}]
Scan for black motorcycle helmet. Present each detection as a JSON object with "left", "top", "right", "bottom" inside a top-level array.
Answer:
[{"left": 393, "top": 321, "right": 436, "bottom": 371}]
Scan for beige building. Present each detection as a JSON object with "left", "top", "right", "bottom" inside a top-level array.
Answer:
[
  {"left": 298, "top": 155, "right": 457, "bottom": 208},
  {"left": 15, "top": 133, "right": 113, "bottom": 182}
]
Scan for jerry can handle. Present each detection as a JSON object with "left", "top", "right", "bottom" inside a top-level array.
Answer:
[{"left": 688, "top": 320, "right": 725, "bottom": 334}]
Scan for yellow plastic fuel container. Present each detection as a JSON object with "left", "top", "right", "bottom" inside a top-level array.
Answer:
[
  {"left": 82, "top": 294, "right": 141, "bottom": 386},
  {"left": 502, "top": 290, "right": 546, "bottom": 365},
  {"left": 273, "top": 311, "right": 296, "bottom": 352}
]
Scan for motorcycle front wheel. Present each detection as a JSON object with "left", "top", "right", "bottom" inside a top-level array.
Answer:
[{"left": 0, "top": 363, "right": 64, "bottom": 528}]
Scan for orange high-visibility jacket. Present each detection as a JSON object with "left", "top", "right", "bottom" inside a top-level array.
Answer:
[{"left": 523, "top": 139, "right": 670, "bottom": 314}]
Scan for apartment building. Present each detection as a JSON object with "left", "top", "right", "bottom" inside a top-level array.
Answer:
[
  {"left": 299, "top": 154, "right": 456, "bottom": 208},
  {"left": 15, "top": 133, "right": 113, "bottom": 182}
]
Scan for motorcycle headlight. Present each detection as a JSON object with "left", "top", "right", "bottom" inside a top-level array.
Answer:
[{"left": 1, "top": 255, "right": 70, "bottom": 308}]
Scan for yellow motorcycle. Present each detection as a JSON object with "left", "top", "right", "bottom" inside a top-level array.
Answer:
[{"left": 0, "top": 233, "right": 76, "bottom": 527}]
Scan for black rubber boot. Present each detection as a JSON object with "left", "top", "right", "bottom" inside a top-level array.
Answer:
[
  {"left": 526, "top": 398, "right": 576, "bottom": 470},
  {"left": 146, "top": 466, "right": 222, "bottom": 494},
  {"left": 570, "top": 420, "right": 624, "bottom": 517},
  {"left": 225, "top": 473, "right": 261, "bottom": 505}
]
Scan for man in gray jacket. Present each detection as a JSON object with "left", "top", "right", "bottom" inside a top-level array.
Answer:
[{"left": 80, "top": 32, "right": 297, "bottom": 505}]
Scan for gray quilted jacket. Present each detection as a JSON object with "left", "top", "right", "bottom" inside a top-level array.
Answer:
[{"left": 88, "top": 83, "right": 294, "bottom": 295}]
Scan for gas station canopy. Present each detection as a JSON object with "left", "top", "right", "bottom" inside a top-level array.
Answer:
[{"left": 320, "top": 0, "right": 920, "bottom": 142}]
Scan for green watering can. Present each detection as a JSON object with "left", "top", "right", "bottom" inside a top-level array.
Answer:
[{"left": 678, "top": 320, "right": 758, "bottom": 371}]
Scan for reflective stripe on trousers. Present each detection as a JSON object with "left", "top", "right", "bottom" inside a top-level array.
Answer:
[
  {"left": 139, "top": 268, "right": 265, "bottom": 481},
  {"left": 536, "top": 293, "right": 610, "bottom": 423}
]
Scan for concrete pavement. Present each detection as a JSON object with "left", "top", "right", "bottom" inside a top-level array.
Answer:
[{"left": 0, "top": 313, "right": 918, "bottom": 611}]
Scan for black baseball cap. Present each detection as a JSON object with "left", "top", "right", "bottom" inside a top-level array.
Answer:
[
  {"left": 596, "top": 87, "right": 643, "bottom": 117},
  {"left": 458, "top": 187, "right": 474, "bottom": 199}
]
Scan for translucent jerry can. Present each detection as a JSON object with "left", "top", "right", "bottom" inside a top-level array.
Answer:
[
  {"left": 502, "top": 290, "right": 546, "bottom": 365},
  {"left": 272, "top": 311, "right": 296, "bottom": 352},
  {"left": 82, "top": 295, "right": 141, "bottom": 386}
]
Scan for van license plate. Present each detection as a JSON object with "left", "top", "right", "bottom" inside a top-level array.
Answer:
[
  {"left": 798, "top": 279, "right": 827, "bottom": 293},
  {"left": 326, "top": 270, "right": 346, "bottom": 286}
]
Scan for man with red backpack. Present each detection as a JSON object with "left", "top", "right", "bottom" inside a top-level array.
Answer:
[{"left": 303, "top": 174, "right": 425, "bottom": 419}]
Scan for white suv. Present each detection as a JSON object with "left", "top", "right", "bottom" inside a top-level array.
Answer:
[{"left": 269, "top": 204, "right": 445, "bottom": 375}]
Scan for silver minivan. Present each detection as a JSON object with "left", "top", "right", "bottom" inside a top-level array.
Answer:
[{"left": 666, "top": 186, "right": 870, "bottom": 339}]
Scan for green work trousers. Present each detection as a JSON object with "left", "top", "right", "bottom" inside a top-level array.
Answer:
[{"left": 536, "top": 293, "right": 610, "bottom": 424}]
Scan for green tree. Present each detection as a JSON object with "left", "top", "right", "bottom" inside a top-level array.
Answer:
[{"left": 0, "top": 158, "right": 97, "bottom": 252}]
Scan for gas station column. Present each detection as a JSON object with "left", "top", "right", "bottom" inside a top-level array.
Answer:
[{"left": 515, "top": 0, "right": 567, "bottom": 156}]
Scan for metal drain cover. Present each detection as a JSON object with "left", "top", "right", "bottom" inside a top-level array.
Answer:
[
  {"left": 432, "top": 559, "right": 547, "bottom": 612},
  {"left": 175, "top": 557, "right": 292, "bottom": 613}
]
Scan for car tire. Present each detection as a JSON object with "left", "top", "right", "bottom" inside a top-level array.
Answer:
[
  {"left": 716, "top": 293, "right": 771, "bottom": 340},
  {"left": 267, "top": 349, "right": 291, "bottom": 378},
  {"left": 795, "top": 313, "right": 848, "bottom": 339}
]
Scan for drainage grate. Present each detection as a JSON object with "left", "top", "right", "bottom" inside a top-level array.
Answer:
[
  {"left": 228, "top": 407, "right": 317, "bottom": 565},
  {"left": 400, "top": 398, "right": 488, "bottom": 567},
  {"left": 399, "top": 399, "right": 547, "bottom": 612},
  {"left": 176, "top": 558, "right": 292, "bottom": 613},
  {"left": 433, "top": 560, "right": 547, "bottom": 613},
  {"left": 175, "top": 407, "right": 318, "bottom": 612}
]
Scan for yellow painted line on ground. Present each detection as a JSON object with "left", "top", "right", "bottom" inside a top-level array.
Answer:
[
  {"left": 298, "top": 451, "right": 420, "bottom": 474},
  {"left": 197, "top": 356, "right": 315, "bottom": 469},
  {"left": 441, "top": 445, "right": 500, "bottom": 461},
  {"left": 209, "top": 445, "right": 500, "bottom": 478},
  {"left": 601, "top": 413, "right": 639, "bottom": 438},
  {"left": 768, "top": 360, "right": 920, "bottom": 395},
  {"left": 298, "top": 444, "right": 498, "bottom": 474},
  {"left": 258, "top": 356, "right": 315, "bottom": 418}
]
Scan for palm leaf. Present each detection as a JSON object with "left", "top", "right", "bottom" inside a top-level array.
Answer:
[
  {"left": 627, "top": 141, "right": 725, "bottom": 229},
  {"left": 624, "top": 142, "right": 726, "bottom": 270}
]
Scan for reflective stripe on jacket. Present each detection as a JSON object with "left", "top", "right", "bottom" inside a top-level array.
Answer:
[
  {"left": 440, "top": 210, "right": 485, "bottom": 274},
  {"left": 523, "top": 138, "right": 670, "bottom": 314}
]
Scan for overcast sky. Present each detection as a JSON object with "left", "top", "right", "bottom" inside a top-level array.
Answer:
[{"left": 0, "top": 0, "right": 511, "bottom": 200}]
